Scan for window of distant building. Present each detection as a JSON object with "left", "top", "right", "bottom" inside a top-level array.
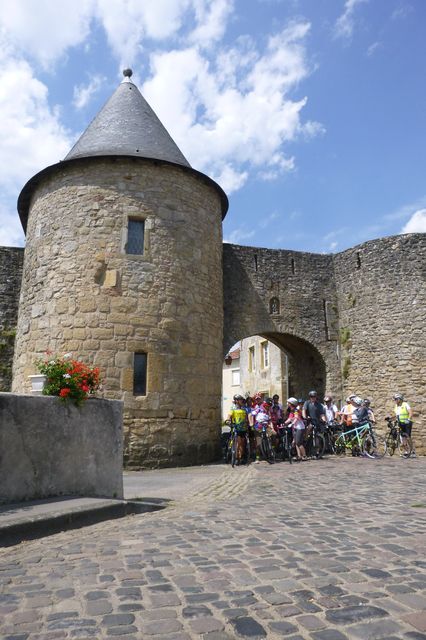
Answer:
[
  {"left": 134, "top": 352, "right": 147, "bottom": 395},
  {"left": 231, "top": 369, "right": 240, "bottom": 386},
  {"left": 248, "top": 346, "right": 255, "bottom": 372},
  {"left": 126, "top": 218, "right": 145, "bottom": 255},
  {"left": 261, "top": 341, "right": 269, "bottom": 369}
]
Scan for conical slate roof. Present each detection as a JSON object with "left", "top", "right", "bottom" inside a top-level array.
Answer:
[
  {"left": 65, "top": 71, "right": 191, "bottom": 167},
  {"left": 17, "top": 69, "right": 228, "bottom": 230}
]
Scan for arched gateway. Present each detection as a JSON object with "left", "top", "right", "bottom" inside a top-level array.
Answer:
[{"left": 9, "top": 72, "right": 426, "bottom": 467}]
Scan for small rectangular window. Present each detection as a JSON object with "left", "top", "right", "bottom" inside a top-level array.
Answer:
[
  {"left": 127, "top": 219, "right": 145, "bottom": 255},
  {"left": 134, "top": 352, "right": 147, "bottom": 395},
  {"left": 231, "top": 369, "right": 240, "bottom": 386},
  {"left": 261, "top": 341, "right": 269, "bottom": 368},
  {"left": 249, "top": 346, "right": 255, "bottom": 372}
]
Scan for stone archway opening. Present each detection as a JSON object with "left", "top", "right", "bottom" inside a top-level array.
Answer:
[{"left": 222, "top": 332, "right": 327, "bottom": 419}]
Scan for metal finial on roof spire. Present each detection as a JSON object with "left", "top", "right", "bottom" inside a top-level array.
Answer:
[{"left": 123, "top": 68, "right": 133, "bottom": 78}]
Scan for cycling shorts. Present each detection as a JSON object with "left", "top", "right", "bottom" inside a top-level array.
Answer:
[
  {"left": 294, "top": 429, "right": 305, "bottom": 446},
  {"left": 399, "top": 421, "right": 412, "bottom": 437}
]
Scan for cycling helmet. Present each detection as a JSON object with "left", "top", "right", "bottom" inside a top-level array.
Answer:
[
  {"left": 287, "top": 397, "right": 298, "bottom": 406},
  {"left": 363, "top": 398, "right": 371, "bottom": 406},
  {"left": 308, "top": 390, "right": 317, "bottom": 397},
  {"left": 324, "top": 395, "right": 332, "bottom": 402},
  {"left": 234, "top": 394, "right": 245, "bottom": 402},
  {"left": 264, "top": 397, "right": 273, "bottom": 405},
  {"left": 393, "top": 393, "right": 404, "bottom": 401},
  {"left": 352, "top": 396, "right": 362, "bottom": 406}
]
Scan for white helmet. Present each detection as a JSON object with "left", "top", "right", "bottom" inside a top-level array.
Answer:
[{"left": 287, "top": 397, "right": 298, "bottom": 406}]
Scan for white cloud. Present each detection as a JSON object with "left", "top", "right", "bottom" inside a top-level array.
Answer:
[
  {"left": 401, "top": 209, "right": 426, "bottom": 234},
  {"left": 0, "top": 1, "right": 321, "bottom": 245},
  {"left": 223, "top": 228, "right": 256, "bottom": 244},
  {"left": 143, "top": 20, "right": 321, "bottom": 192},
  {"left": 0, "top": 48, "right": 72, "bottom": 247},
  {"left": 0, "top": 204, "right": 25, "bottom": 246},
  {"left": 73, "top": 74, "right": 105, "bottom": 109},
  {"left": 0, "top": 0, "right": 94, "bottom": 67},
  {"left": 0, "top": 54, "right": 71, "bottom": 189},
  {"left": 391, "top": 4, "right": 413, "bottom": 21},
  {"left": 189, "top": 0, "right": 234, "bottom": 47},
  {"left": 334, "top": 0, "right": 368, "bottom": 40},
  {"left": 384, "top": 197, "right": 426, "bottom": 222},
  {"left": 366, "top": 41, "right": 381, "bottom": 56}
]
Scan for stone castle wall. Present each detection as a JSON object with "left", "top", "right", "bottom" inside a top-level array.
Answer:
[
  {"left": 334, "top": 233, "right": 425, "bottom": 449},
  {"left": 0, "top": 247, "right": 24, "bottom": 391},
  {"left": 4, "top": 201, "right": 425, "bottom": 463},
  {"left": 12, "top": 157, "right": 224, "bottom": 468},
  {"left": 223, "top": 243, "right": 342, "bottom": 401}
]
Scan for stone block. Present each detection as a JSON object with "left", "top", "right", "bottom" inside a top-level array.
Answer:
[{"left": 0, "top": 393, "right": 123, "bottom": 502}]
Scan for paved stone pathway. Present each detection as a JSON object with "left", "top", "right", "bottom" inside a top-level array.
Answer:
[{"left": 1, "top": 456, "right": 425, "bottom": 639}]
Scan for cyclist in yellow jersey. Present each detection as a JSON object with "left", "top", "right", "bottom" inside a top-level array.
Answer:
[
  {"left": 393, "top": 393, "right": 414, "bottom": 457},
  {"left": 227, "top": 395, "right": 249, "bottom": 464}
]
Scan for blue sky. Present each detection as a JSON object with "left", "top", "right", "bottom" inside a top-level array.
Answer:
[{"left": 0, "top": 0, "right": 425, "bottom": 252}]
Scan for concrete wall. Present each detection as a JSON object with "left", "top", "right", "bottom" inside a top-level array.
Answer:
[
  {"left": 0, "top": 393, "right": 123, "bottom": 503},
  {"left": 0, "top": 247, "right": 24, "bottom": 391}
]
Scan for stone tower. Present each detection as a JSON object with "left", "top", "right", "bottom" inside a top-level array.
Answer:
[{"left": 12, "top": 70, "right": 228, "bottom": 468}]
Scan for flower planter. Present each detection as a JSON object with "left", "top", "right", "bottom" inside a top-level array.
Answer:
[{"left": 28, "top": 374, "right": 46, "bottom": 395}]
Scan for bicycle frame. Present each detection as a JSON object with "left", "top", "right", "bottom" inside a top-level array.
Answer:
[{"left": 334, "top": 422, "right": 371, "bottom": 452}]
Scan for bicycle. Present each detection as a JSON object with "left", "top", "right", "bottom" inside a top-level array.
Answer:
[
  {"left": 385, "top": 416, "right": 413, "bottom": 457},
  {"left": 259, "top": 423, "right": 275, "bottom": 464},
  {"left": 305, "top": 420, "right": 325, "bottom": 459},
  {"left": 275, "top": 424, "right": 293, "bottom": 464},
  {"left": 332, "top": 422, "right": 386, "bottom": 458},
  {"left": 323, "top": 420, "right": 342, "bottom": 454},
  {"left": 224, "top": 425, "right": 251, "bottom": 467}
]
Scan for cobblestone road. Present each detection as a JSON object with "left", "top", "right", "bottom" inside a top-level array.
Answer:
[{"left": 1, "top": 456, "right": 425, "bottom": 640}]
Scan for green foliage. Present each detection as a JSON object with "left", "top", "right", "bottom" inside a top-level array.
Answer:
[
  {"left": 0, "top": 326, "right": 16, "bottom": 390},
  {"left": 347, "top": 293, "right": 357, "bottom": 308},
  {"left": 340, "top": 327, "right": 351, "bottom": 346},
  {"left": 342, "top": 356, "right": 351, "bottom": 380},
  {"left": 35, "top": 353, "right": 101, "bottom": 406}
]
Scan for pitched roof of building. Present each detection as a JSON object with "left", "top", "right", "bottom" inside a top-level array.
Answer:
[{"left": 65, "top": 70, "right": 191, "bottom": 167}]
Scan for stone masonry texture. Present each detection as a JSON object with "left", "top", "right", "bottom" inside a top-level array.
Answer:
[
  {"left": 333, "top": 233, "right": 425, "bottom": 453},
  {"left": 0, "top": 247, "right": 24, "bottom": 391},
  {"left": 12, "top": 157, "right": 224, "bottom": 469},
  {"left": 4, "top": 155, "right": 425, "bottom": 464},
  {"left": 222, "top": 243, "right": 342, "bottom": 401}
]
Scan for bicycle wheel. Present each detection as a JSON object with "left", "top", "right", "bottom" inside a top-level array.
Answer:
[
  {"left": 312, "top": 433, "right": 325, "bottom": 459},
  {"left": 362, "top": 433, "right": 387, "bottom": 459},
  {"left": 224, "top": 437, "right": 232, "bottom": 464},
  {"left": 286, "top": 434, "right": 293, "bottom": 464},
  {"left": 333, "top": 434, "right": 346, "bottom": 456},
  {"left": 400, "top": 435, "right": 413, "bottom": 458},
  {"left": 386, "top": 433, "right": 398, "bottom": 456},
  {"left": 260, "top": 434, "right": 275, "bottom": 463},
  {"left": 231, "top": 436, "right": 237, "bottom": 467},
  {"left": 243, "top": 434, "right": 251, "bottom": 465}
]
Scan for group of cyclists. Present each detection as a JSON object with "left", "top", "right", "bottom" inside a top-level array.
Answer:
[{"left": 225, "top": 390, "right": 415, "bottom": 464}]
